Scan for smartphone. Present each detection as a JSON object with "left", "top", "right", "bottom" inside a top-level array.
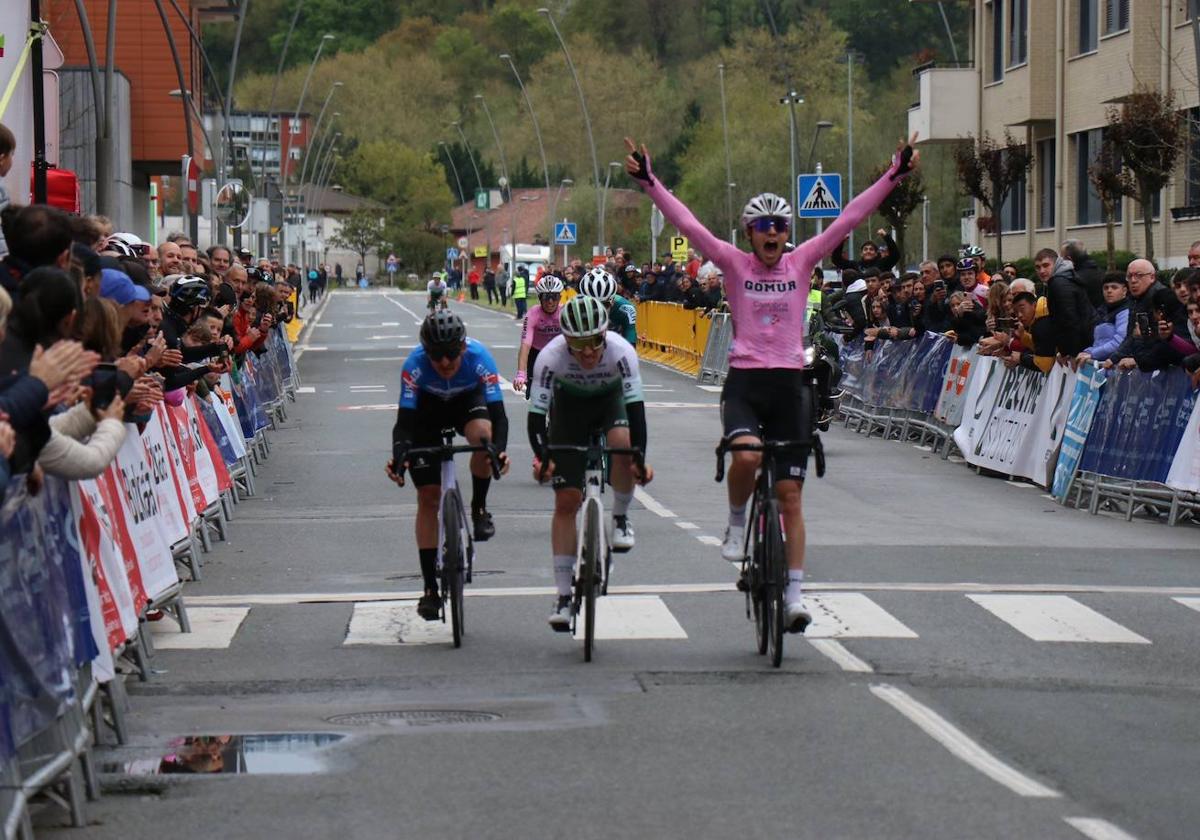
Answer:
[
  {"left": 995, "top": 317, "right": 1015, "bottom": 334},
  {"left": 85, "top": 363, "right": 120, "bottom": 410},
  {"left": 1136, "top": 311, "right": 1152, "bottom": 337}
]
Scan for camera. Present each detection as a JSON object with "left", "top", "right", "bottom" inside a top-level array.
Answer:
[
  {"left": 83, "top": 363, "right": 121, "bottom": 410},
  {"left": 1136, "top": 311, "right": 1152, "bottom": 337}
]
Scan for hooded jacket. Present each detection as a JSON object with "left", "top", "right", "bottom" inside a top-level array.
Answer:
[
  {"left": 841, "top": 278, "right": 872, "bottom": 337},
  {"left": 1046, "top": 257, "right": 1095, "bottom": 356},
  {"left": 1084, "top": 298, "right": 1129, "bottom": 361}
]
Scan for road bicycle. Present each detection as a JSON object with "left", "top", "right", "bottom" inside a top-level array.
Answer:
[
  {"left": 404, "top": 431, "right": 500, "bottom": 647},
  {"left": 716, "top": 429, "right": 825, "bottom": 668},
  {"left": 541, "top": 432, "right": 645, "bottom": 662}
]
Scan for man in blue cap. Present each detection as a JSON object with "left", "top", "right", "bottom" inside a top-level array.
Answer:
[{"left": 100, "top": 267, "right": 152, "bottom": 331}]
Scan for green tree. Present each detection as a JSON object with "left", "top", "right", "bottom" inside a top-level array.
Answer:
[
  {"left": 953, "top": 132, "right": 1033, "bottom": 265},
  {"left": 330, "top": 209, "right": 386, "bottom": 274},
  {"left": 341, "top": 141, "right": 455, "bottom": 230},
  {"left": 388, "top": 227, "right": 445, "bottom": 275},
  {"left": 871, "top": 164, "right": 925, "bottom": 270},
  {"left": 1087, "top": 138, "right": 1125, "bottom": 270}
]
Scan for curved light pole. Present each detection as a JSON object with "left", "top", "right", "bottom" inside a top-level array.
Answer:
[
  {"left": 260, "top": 0, "right": 306, "bottom": 191},
  {"left": 297, "top": 82, "right": 342, "bottom": 193},
  {"left": 438, "top": 141, "right": 466, "bottom": 205},
  {"left": 499, "top": 52, "right": 551, "bottom": 238},
  {"left": 537, "top": 8, "right": 603, "bottom": 253},
  {"left": 599, "top": 161, "right": 621, "bottom": 255},
  {"left": 475, "top": 93, "right": 519, "bottom": 278},
  {"left": 778, "top": 90, "right": 804, "bottom": 237},
  {"left": 804, "top": 120, "right": 834, "bottom": 236},
  {"left": 283, "top": 34, "right": 334, "bottom": 186},
  {"left": 718, "top": 62, "right": 735, "bottom": 244},
  {"left": 447, "top": 120, "right": 483, "bottom": 197},
  {"left": 152, "top": 0, "right": 197, "bottom": 240}
]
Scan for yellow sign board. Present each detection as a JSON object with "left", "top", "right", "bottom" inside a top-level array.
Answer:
[
  {"left": 670, "top": 235, "right": 689, "bottom": 263},
  {"left": 473, "top": 246, "right": 488, "bottom": 258}
]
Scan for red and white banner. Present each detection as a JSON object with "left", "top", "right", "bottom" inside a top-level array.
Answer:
[
  {"left": 140, "top": 415, "right": 191, "bottom": 547},
  {"left": 189, "top": 394, "right": 232, "bottom": 493},
  {"left": 110, "top": 439, "right": 180, "bottom": 602},
  {"left": 73, "top": 480, "right": 140, "bottom": 638}
]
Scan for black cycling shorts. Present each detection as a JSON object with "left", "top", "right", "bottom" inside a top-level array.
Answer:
[
  {"left": 720, "top": 368, "right": 813, "bottom": 482},
  {"left": 408, "top": 387, "right": 490, "bottom": 487},
  {"left": 547, "top": 384, "right": 628, "bottom": 490}
]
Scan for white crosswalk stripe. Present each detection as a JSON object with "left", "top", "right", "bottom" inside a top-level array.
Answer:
[
  {"left": 147, "top": 590, "right": 1200, "bottom": 650},
  {"left": 967, "top": 595, "right": 1150, "bottom": 644}
]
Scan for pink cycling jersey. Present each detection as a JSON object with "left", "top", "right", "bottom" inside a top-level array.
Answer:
[
  {"left": 520, "top": 304, "right": 562, "bottom": 351},
  {"left": 640, "top": 158, "right": 905, "bottom": 370}
]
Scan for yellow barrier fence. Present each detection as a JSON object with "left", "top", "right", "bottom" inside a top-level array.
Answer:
[{"left": 635, "top": 302, "right": 714, "bottom": 376}]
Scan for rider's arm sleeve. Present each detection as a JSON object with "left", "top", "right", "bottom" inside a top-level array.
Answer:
[
  {"left": 627, "top": 400, "right": 647, "bottom": 455},
  {"left": 799, "top": 157, "right": 905, "bottom": 264},
  {"left": 642, "top": 178, "right": 740, "bottom": 269},
  {"left": 487, "top": 401, "right": 509, "bottom": 452},
  {"left": 391, "top": 407, "right": 416, "bottom": 464},
  {"left": 527, "top": 411, "right": 547, "bottom": 455}
]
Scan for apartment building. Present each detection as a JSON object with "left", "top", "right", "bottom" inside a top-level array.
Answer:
[{"left": 910, "top": 0, "right": 1200, "bottom": 266}]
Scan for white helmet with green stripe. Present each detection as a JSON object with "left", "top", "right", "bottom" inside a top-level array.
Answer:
[{"left": 559, "top": 294, "right": 609, "bottom": 338}]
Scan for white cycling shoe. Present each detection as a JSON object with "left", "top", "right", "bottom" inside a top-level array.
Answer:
[
  {"left": 611, "top": 516, "right": 635, "bottom": 553},
  {"left": 721, "top": 525, "right": 746, "bottom": 562},
  {"left": 784, "top": 601, "right": 813, "bottom": 634},
  {"left": 548, "top": 596, "right": 573, "bottom": 632}
]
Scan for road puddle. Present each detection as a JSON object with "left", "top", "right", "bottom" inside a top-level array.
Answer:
[{"left": 101, "top": 733, "right": 347, "bottom": 776}]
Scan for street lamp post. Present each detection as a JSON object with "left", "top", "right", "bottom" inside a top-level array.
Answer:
[
  {"left": 152, "top": 0, "right": 197, "bottom": 242},
  {"left": 499, "top": 53, "right": 552, "bottom": 240},
  {"left": 718, "top": 63, "right": 735, "bottom": 244},
  {"left": 475, "top": 93, "right": 518, "bottom": 279},
  {"left": 448, "top": 121, "right": 483, "bottom": 197},
  {"left": 804, "top": 120, "right": 834, "bottom": 238},
  {"left": 284, "top": 33, "right": 334, "bottom": 266},
  {"left": 538, "top": 8, "right": 603, "bottom": 254},
  {"left": 438, "top": 141, "right": 466, "bottom": 205},
  {"left": 778, "top": 90, "right": 804, "bottom": 237},
  {"left": 599, "top": 161, "right": 621, "bottom": 254},
  {"left": 261, "top": 0, "right": 307, "bottom": 191},
  {"left": 551, "top": 178, "right": 574, "bottom": 263},
  {"left": 838, "top": 50, "right": 864, "bottom": 252},
  {"left": 297, "top": 83, "right": 342, "bottom": 197}
]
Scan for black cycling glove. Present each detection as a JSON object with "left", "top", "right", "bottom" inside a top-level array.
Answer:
[
  {"left": 630, "top": 151, "right": 654, "bottom": 185},
  {"left": 891, "top": 145, "right": 915, "bottom": 180}
]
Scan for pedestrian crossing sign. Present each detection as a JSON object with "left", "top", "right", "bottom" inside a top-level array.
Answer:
[
  {"left": 798, "top": 173, "right": 842, "bottom": 219},
  {"left": 554, "top": 221, "right": 577, "bottom": 245}
]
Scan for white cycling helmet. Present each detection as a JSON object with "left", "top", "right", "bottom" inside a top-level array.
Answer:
[
  {"left": 535, "top": 275, "right": 565, "bottom": 295},
  {"left": 578, "top": 267, "right": 617, "bottom": 303},
  {"left": 559, "top": 295, "right": 609, "bottom": 339},
  {"left": 740, "top": 193, "right": 792, "bottom": 228}
]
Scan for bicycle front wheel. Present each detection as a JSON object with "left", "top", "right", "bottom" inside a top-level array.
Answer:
[
  {"left": 442, "top": 490, "right": 466, "bottom": 648},
  {"left": 762, "top": 498, "right": 786, "bottom": 668},
  {"left": 580, "top": 498, "right": 603, "bottom": 662}
]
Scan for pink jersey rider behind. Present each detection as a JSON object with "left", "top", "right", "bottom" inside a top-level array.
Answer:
[{"left": 520, "top": 305, "right": 562, "bottom": 352}]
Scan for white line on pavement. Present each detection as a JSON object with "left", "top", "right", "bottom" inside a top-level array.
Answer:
[
  {"left": 345, "top": 602, "right": 452, "bottom": 646},
  {"left": 805, "top": 593, "right": 919, "bottom": 639},
  {"left": 674, "top": 521, "right": 700, "bottom": 530},
  {"left": 1173, "top": 596, "right": 1200, "bottom": 614},
  {"left": 571, "top": 595, "right": 688, "bottom": 641},
  {"left": 634, "top": 486, "right": 676, "bottom": 518},
  {"left": 968, "top": 594, "right": 1151, "bottom": 644},
  {"left": 696, "top": 385, "right": 723, "bottom": 393},
  {"left": 149, "top": 607, "right": 250, "bottom": 649},
  {"left": 381, "top": 294, "right": 426, "bottom": 324},
  {"left": 1063, "top": 817, "right": 1140, "bottom": 840},
  {"left": 296, "top": 386, "right": 316, "bottom": 394},
  {"left": 696, "top": 535, "right": 722, "bottom": 547},
  {"left": 870, "top": 683, "right": 1061, "bottom": 798},
  {"left": 808, "top": 639, "right": 874, "bottom": 673}
]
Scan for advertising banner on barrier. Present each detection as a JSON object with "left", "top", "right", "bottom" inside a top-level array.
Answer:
[
  {"left": 86, "top": 472, "right": 149, "bottom": 614},
  {"left": 74, "top": 480, "right": 140, "bottom": 637},
  {"left": 71, "top": 484, "right": 125, "bottom": 669},
  {"left": 934, "top": 346, "right": 978, "bottom": 426},
  {"left": 190, "top": 395, "right": 233, "bottom": 492},
  {"left": 165, "top": 402, "right": 210, "bottom": 511},
  {"left": 210, "top": 390, "right": 247, "bottom": 460},
  {"left": 1051, "top": 363, "right": 1108, "bottom": 501},
  {"left": 1080, "top": 367, "right": 1197, "bottom": 483},
  {"left": 110, "top": 442, "right": 180, "bottom": 602},
  {"left": 1166, "top": 394, "right": 1200, "bottom": 493},
  {"left": 952, "top": 358, "right": 1071, "bottom": 486},
  {"left": 157, "top": 405, "right": 199, "bottom": 525},
  {"left": 140, "top": 414, "right": 191, "bottom": 547}
]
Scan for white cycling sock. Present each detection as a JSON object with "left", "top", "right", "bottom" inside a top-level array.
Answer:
[
  {"left": 786, "top": 570, "right": 805, "bottom": 604},
  {"left": 728, "top": 503, "right": 747, "bottom": 528},
  {"left": 553, "top": 555, "right": 574, "bottom": 597},
  {"left": 613, "top": 489, "right": 633, "bottom": 517}
]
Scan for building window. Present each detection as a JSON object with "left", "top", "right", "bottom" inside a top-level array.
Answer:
[
  {"left": 1074, "top": 128, "right": 1121, "bottom": 225},
  {"left": 1037, "top": 138, "right": 1056, "bottom": 228},
  {"left": 999, "top": 149, "right": 1027, "bottom": 233},
  {"left": 289, "top": 148, "right": 301, "bottom": 161},
  {"left": 1008, "top": 0, "right": 1028, "bottom": 66},
  {"left": 990, "top": 0, "right": 1005, "bottom": 82},
  {"left": 289, "top": 118, "right": 302, "bottom": 135},
  {"left": 1103, "top": 0, "right": 1130, "bottom": 34},
  {"left": 1186, "top": 108, "right": 1200, "bottom": 207},
  {"left": 1078, "top": 0, "right": 1098, "bottom": 53}
]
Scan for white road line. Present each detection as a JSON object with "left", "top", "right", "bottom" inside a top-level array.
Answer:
[
  {"left": 571, "top": 595, "right": 687, "bottom": 640},
  {"left": 870, "top": 684, "right": 1061, "bottom": 798},
  {"left": 696, "top": 535, "right": 722, "bottom": 547},
  {"left": 314, "top": 323, "right": 333, "bottom": 328},
  {"left": 674, "top": 521, "right": 700, "bottom": 530},
  {"left": 1173, "top": 596, "right": 1200, "bottom": 614},
  {"left": 149, "top": 607, "right": 250, "bottom": 649},
  {"left": 805, "top": 593, "right": 919, "bottom": 639},
  {"left": 968, "top": 594, "right": 1150, "bottom": 644},
  {"left": 381, "top": 295, "right": 426, "bottom": 324},
  {"left": 349, "top": 385, "right": 387, "bottom": 391},
  {"left": 300, "top": 346, "right": 328, "bottom": 352},
  {"left": 344, "top": 602, "right": 451, "bottom": 646},
  {"left": 808, "top": 639, "right": 874, "bottom": 673},
  {"left": 1064, "top": 817, "right": 1140, "bottom": 840},
  {"left": 634, "top": 486, "right": 676, "bottom": 518},
  {"left": 644, "top": 402, "right": 716, "bottom": 409},
  {"left": 697, "top": 385, "right": 723, "bottom": 393},
  {"left": 338, "top": 404, "right": 396, "bottom": 411},
  {"left": 296, "top": 386, "right": 316, "bottom": 394},
  {"left": 294, "top": 293, "right": 334, "bottom": 361}
]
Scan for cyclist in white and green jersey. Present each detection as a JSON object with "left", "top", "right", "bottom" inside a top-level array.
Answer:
[
  {"left": 578, "top": 267, "right": 638, "bottom": 346},
  {"left": 528, "top": 296, "right": 653, "bottom": 630}
]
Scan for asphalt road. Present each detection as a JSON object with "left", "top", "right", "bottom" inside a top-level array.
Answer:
[{"left": 53, "top": 290, "right": 1200, "bottom": 840}]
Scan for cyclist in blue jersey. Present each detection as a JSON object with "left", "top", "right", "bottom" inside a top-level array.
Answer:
[{"left": 386, "top": 311, "right": 510, "bottom": 619}]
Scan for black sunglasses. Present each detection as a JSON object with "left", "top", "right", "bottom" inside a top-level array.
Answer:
[{"left": 427, "top": 344, "right": 463, "bottom": 362}]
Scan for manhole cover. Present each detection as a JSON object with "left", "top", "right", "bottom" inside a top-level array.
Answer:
[{"left": 324, "top": 710, "right": 502, "bottom": 727}]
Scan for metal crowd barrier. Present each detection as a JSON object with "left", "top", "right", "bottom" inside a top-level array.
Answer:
[
  {"left": 696, "top": 311, "right": 732, "bottom": 385},
  {"left": 635, "top": 302, "right": 715, "bottom": 376}
]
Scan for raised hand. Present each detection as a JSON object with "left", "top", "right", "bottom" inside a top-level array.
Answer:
[
  {"left": 623, "top": 137, "right": 653, "bottom": 183},
  {"left": 891, "top": 132, "right": 920, "bottom": 179}
]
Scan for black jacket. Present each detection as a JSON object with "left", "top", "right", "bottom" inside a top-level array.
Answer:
[
  {"left": 1045, "top": 258, "right": 1094, "bottom": 356},
  {"left": 1073, "top": 254, "right": 1104, "bottom": 308},
  {"left": 832, "top": 234, "right": 899, "bottom": 273},
  {"left": 950, "top": 304, "right": 988, "bottom": 348}
]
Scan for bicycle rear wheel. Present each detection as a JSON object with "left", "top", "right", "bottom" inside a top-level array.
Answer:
[
  {"left": 581, "top": 498, "right": 602, "bottom": 662},
  {"left": 441, "top": 490, "right": 466, "bottom": 648},
  {"left": 750, "top": 498, "right": 768, "bottom": 656},
  {"left": 762, "top": 498, "right": 786, "bottom": 668}
]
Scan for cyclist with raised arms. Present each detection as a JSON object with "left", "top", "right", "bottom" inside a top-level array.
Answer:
[
  {"left": 427, "top": 272, "right": 449, "bottom": 311},
  {"left": 386, "top": 311, "right": 511, "bottom": 620},
  {"left": 513, "top": 275, "right": 565, "bottom": 400},
  {"left": 578, "top": 267, "right": 638, "bottom": 346},
  {"left": 528, "top": 296, "right": 654, "bottom": 631},
  {"left": 623, "top": 133, "right": 918, "bottom": 633}
]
